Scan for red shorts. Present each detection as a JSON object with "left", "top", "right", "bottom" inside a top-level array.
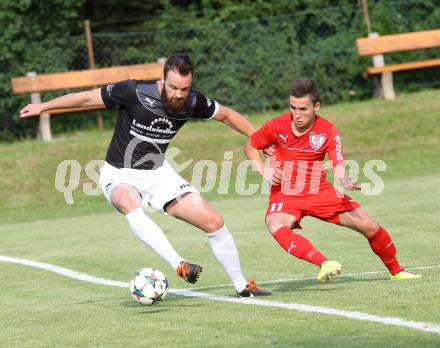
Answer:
[{"left": 265, "top": 184, "right": 361, "bottom": 228}]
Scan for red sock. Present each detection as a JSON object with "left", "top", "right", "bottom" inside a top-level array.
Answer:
[
  {"left": 367, "top": 226, "right": 402, "bottom": 275},
  {"left": 273, "top": 226, "right": 326, "bottom": 266}
]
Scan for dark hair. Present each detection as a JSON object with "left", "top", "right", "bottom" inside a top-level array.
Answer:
[
  {"left": 288, "top": 79, "right": 320, "bottom": 104},
  {"left": 164, "top": 53, "right": 194, "bottom": 78}
]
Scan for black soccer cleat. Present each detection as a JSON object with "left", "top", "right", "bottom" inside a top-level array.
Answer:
[
  {"left": 176, "top": 261, "right": 203, "bottom": 284},
  {"left": 237, "top": 279, "right": 272, "bottom": 298}
]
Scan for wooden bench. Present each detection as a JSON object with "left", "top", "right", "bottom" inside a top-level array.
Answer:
[
  {"left": 11, "top": 62, "right": 164, "bottom": 141},
  {"left": 356, "top": 29, "right": 440, "bottom": 100}
]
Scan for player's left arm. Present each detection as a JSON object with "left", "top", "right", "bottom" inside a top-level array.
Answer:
[
  {"left": 328, "top": 130, "right": 361, "bottom": 191},
  {"left": 213, "top": 105, "right": 256, "bottom": 136},
  {"left": 213, "top": 105, "right": 275, "bottom": 157}
]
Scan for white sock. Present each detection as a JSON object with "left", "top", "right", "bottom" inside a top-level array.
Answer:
[
  {"left": 125, "top": 208, "right": 183, "bottom": 270},
  {"left": 208, "top": 225, "right": 248, "bottom": 292}
]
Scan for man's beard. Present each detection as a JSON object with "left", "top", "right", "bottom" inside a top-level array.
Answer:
[{"left": 161, "top": 88, "right": 189, "bottom": 113}]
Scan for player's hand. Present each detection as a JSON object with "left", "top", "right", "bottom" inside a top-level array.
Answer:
[
  {"left": 337, "top": 175, "right": 361, "bottom": 191},
  {"left": 262, "top": 145, "right": 275, "bottom": 158},
  {"left": 344, "top": 181, "right": 361, "bottom": 191},
  {"left": 20, "top": 104, "right": 45, "bottom": 118},
  {"left": 263, "top": 166, "right": 282, "bottom": 186}
]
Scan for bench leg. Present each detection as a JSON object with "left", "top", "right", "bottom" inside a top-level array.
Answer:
[
  {"left": 29, "top": 77, "right": 53, "bottom": 141},
  {"left": 373, "top": 77, "right": 382, "bottom": 99},
  {"left": 38, "top": 112, "right": 53, "bottom": 141},
  {"left": 381, "top": 71, "right": 395, "bottom": 100},
  {"left": 373, "top": 72, "right": 396, "bottom": 100}
]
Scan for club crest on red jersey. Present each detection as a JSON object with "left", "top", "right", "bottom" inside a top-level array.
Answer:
[{"left": 309, "top": 132, "right": 326, "bottom": 150}]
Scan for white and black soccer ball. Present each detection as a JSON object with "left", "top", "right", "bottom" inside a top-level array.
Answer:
[{"left": 129, "top": 268, "right": 169, "bottom": 306}]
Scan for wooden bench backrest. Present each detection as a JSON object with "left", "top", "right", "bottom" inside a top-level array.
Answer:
[
  {"left": 11, "top": 63, "right": 163, "bottom": 94},
  {"left": 356, "top": 29, "right": 440, "bottom": 56}
]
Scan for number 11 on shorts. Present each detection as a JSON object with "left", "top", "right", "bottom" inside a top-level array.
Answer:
[{"left": 270, "top": 202, "right": 283, "bottom": 213}]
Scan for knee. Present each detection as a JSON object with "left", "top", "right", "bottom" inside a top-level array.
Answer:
[
  {"left": 370, "top": 220, "right": 380, "bottom": 232},
  {"left": 111, "top": 191, "right": 140, "bottom": 215},
  {"left": 266, "top": 218, "right": 287, "bottom": 235},
  {"left": 204, "top": 213, "right": 225, "bottom": 233},
  {"left": 362, "top": 220, "right": 380, "bottom": 238}
]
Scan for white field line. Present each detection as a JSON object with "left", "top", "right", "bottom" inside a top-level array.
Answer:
[
  {"left": 1, "top": 255, "right": 439, "bottom": 335},
  {"left": 186, "top": 264, "right": 440, "bottom": 291},
  {"left": 0, "top": 255, "right": 128, "bottom": 288}
]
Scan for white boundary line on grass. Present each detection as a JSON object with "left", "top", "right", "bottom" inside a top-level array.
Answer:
[
  {"left": 1, "top": 255, "right": 440, "bottom": 335},
  {"left": 186, "top": 264, "right": 440, "bottom": 290}
]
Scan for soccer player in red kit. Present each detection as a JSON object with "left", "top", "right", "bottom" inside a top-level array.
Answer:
[{"left": 244, "top": 79, "right": 421, "bottom": 281}]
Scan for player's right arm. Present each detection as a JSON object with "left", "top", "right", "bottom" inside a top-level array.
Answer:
[
  {"left": 20, "top": 88, "right": 104, "bottom": 118},
  {"left": 243, "top": 121, "right": 282, "bottom": 186}
]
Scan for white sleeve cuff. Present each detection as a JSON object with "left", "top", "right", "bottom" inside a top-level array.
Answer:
[{"left": 207, "top": 101, "right": 220, "bottom": 120}]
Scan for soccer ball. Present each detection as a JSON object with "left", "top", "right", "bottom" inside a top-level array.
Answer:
[{"left": 129, "top": 268, "right": 169, "bottom": 306}]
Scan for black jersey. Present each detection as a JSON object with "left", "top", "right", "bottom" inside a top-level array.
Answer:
[{"left": 101, "top": 80, "right": 219, "bottom": 170}]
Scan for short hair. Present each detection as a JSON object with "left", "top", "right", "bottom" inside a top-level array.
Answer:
[
  {"left": 288, "top": 79, "right": 320, "bottom": 104},
  {"left": 164, "top": 53, "right": 193, "bottom": 78}
]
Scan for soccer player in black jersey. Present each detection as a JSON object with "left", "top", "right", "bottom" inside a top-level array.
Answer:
[{"left": 20, "top": 53, "right": 271, "bottom": 297}]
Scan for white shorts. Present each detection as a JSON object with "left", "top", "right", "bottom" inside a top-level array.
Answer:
[{"left": 99, "top": 161, "right": 198, "bottom": 212}]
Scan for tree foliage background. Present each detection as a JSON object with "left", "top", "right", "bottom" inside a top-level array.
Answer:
[{"left": 1, "top": 0, "right": 440, "bottom": 141}]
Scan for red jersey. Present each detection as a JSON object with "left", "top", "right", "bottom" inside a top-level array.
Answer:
[{"left": 251, "top": 113, "right": 344, "bottom": 199}]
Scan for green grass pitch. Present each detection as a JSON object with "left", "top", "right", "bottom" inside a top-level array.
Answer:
[{"left": 1, "top": 89, "right": 439, "bottom": 347}]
